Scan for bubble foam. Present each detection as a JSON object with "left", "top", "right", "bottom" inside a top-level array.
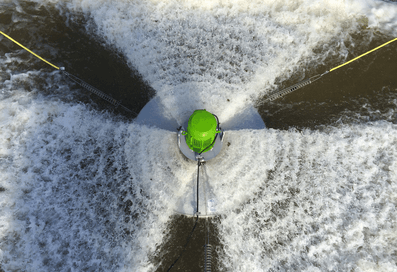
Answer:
[
  {"left": 1, "top": 0, "right": 397, "bottom": 271},
  {"left": 59, "top": 0, "right": 390, "bottom": 121},
  {"left": 216, "top": 123, "right": 397, "bottom": 271}
]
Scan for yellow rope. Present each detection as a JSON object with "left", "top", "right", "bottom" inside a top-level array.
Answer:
[
  {"left": 1, "top": 29, "right": 395, "bottom": 76},
  {"left": 0, "top": 30, "right": 59, "bottom": 70},
  {"left": 329, "top": 37, "right": 397, "bottom": 72}
]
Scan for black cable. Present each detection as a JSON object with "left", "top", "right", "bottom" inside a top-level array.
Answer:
[
  {"left": 197, "top": 159, "right": 200, "bottom": 214},
  {"left": 199, "top": 114, "right": 220, "bottom": 155},
  {"left": 166, "top": 160, "right": 201, "bottom": 271},
  {"left": 166, "top": 214, "right": 199, "bottom": 272}
]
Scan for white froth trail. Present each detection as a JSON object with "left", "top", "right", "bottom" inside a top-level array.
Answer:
[
  {"left": 0, "top": 84, "right": 195, "bottom": 270},
  {"left": 0, "top": 59, "right": 192, "bottom": 270},
  {"left": 213, "top": 124, "right": 397, "bottom": 271},
  {"left": 61, "top": 0, "right": 397, "bottom": 122}
]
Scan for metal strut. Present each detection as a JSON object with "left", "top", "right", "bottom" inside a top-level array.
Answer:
[
  {"left": 60, "top": 69, "right": 137, "bottom": 115},
  {"left": 204, "top": 244, "right": 212, "bottom": 272},
  {"left": 197, "top": 158, "right": 213, "bottom": 272},
  {"left": 262, "top": 72, "right": 328, "bottom": 103},
  {"left": 204, "top": 215, "right": 212, "bottom": 272}
]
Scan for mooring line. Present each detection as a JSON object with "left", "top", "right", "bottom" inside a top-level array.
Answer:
[
  {"left": 0, "top": 30, "right": 60, "bottom": 70},
  {"left": 0, "top": 30, "right": 136, "bottom": 114},
  {"left": 262, "top": 37, "right": 397, "bottom": 103},
  {"left": 329, "top": 37, "right": 397, "bottom": 72}
]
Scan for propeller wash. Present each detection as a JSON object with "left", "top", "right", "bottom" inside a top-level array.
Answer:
[{"left": 1, "top": 1, "right": 397, "bottom": 271}]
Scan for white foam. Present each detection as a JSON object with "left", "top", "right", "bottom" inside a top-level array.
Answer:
[
  {"left": 2, "top": 0, "right": 397, "bottom": 271},
  {"left": 346, "top": 0, "right": 397, "bottom": 35},
  {"left": 59, "top": 0, "right": 377, "bottom": 121},
  {"left": 216, "top": 123, "right": 397, "bottom": 270},
  {"left": 0, "top": 93, "right": 183, "bottom": 270}
]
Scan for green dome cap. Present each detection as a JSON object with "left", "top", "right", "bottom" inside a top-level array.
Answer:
[{"left": 186, "top": 110, "right": 218, "bottom": 153}]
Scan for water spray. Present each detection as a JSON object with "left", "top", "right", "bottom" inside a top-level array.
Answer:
[{"left": 1, "top": 29, "right": 396, "bottom": 272}]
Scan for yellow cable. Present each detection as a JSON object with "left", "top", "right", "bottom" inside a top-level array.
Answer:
[
  {"left": 329, "top": 37, "right": 397, "bottom": 72},
  {"left": 1, "top": 29, "right": 395, "bottom": 76},
  {"left": 0, "top": 30, "right": 59, "bottom": 70}
]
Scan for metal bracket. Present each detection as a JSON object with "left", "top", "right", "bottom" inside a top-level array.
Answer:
[{"left": 196, "top": 155, "right": 204, "bottom": 163}]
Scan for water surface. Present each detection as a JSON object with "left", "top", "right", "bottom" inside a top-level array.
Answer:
[{"left": 1, "top": 1, "right": 397, "bottom": 271}]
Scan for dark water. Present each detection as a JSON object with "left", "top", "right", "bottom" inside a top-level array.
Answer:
[
  {"left": 258, "top": 33, "right": 397, "bottom": 131},
  {"left": 1, "top": 1, "right": 397, "bottom": 272},
  {"left": 0, "top": 2, "right": 154, "bottom": 116}
]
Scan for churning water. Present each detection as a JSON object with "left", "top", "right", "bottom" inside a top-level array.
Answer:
[{"left": 1, "top": 0, "right": 397, "bottom": 271}]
